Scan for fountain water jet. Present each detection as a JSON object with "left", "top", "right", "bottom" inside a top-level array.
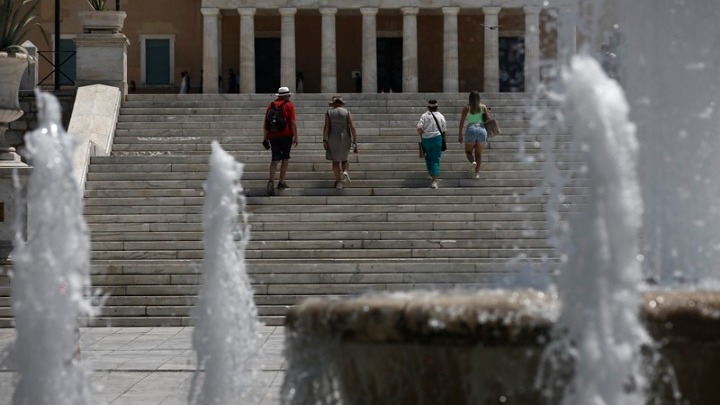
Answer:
[
  {"left": 189, "top": 141, "right": 262, "bottom": 405},
  {"left": 535, "top": 54, "right": 655, "bottom": 405},
  {"left": 7, "top": 91, "right": 96, "bottom": 405}
]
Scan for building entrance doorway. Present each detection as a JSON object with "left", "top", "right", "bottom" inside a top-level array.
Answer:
[
  {"left": 255, "top": 38, "right": 281, "bottom": 93},
  {"left": 377, "top": 38, "right": 402, "bottom": 93},
  {"left": 499, "top": 37, "right": 525, "bottom": 92}
]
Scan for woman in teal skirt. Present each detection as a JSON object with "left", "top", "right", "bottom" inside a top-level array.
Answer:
[{"left": 416, "top": 99, "right": 447, "bottom": 189}]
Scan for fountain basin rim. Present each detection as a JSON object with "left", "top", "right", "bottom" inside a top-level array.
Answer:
[{"left": 286, "top": 290, "right": 720, "bottom": 345}]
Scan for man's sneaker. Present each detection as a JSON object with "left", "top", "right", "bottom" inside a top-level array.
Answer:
[
  {"left": 342, "top": 171, "right": 351, "bottom": 182},
  {"left": 277, "top": 182, "right": 289, "bottom": 189},
  {"left": 335, "top": 181, "right": 344, "bottom": 190},
  {"left": 430, "top": 181, "right": 439, "bottom": 189},
  {"left": 266, "top": 181, "right": 275, "bottom": 196},
  {"left": 474, "top": 172, "right": 481, "bottom": 180}
]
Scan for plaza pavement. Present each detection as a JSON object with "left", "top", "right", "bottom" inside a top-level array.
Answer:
[{"left": 0, "top": 326, "right": 286, "bottom": 404}]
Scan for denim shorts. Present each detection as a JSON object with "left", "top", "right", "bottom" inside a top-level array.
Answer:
[{"left": 465, "top": 123, "right": 487, "bottom": 144}]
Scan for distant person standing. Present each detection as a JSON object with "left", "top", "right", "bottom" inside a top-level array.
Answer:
[
  {"left": 263, "top": 86, "right": 298, "bottom": 196},
  {"left": 228, "top": 68, "right": 239, "bottom": 93},
  {"left": 322, "top": 95, "right": 358, "bottom": 189},
  {"left": 179, "top": 71, "right": 188, "bottom": 94},
  {"left": 417, "top": 99, "right": 447, "bottom": 189},
  {"left": 458, "top": 91, "right": 494, "bottom": 179}
]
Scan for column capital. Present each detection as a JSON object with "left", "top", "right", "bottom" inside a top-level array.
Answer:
[
  {"left": 483, "top": 6, "right": 501, "bottom": 15},
  {"left": 361, "top": 7, "right": 378, "bottom": 16},
  {"left": 238, "top": 8, "right": 256, "bottom": 17},
  {"left": 442, "top": 7, "right": 460, "bottom": 16},
  {"left": 200, "top": 7, "right": 219, "bottom": 17},
  {"left": 401, "top": 7, "right": 419, "bottom": 15},
  {"left": 559, "top": 4, "right": 579, "bottom": 13},
  {"left": 320, "top": 7, "right": 337, "bottom": 16},
  {"left": 523, "top": 6, "right": 541, "bottom": 15},
  {"left": 279, "top": 7, "right": 297, "bottom": 17}
]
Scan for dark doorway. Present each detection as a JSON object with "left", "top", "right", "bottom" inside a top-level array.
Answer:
[
  {"left": 145, "top": 39, "right": 171, "bottom": 85},
  {"left": 377, "top": 38, "right": 402, "bottom": 93},
  {"left": 57, "top": 38, "right": 76, "bottom": 86},
  {"left": 499, "top": 37, "right": 525, "bottom": 92},
  {"left": 255, "top": 38, "right": 281, "bottom": 94}
]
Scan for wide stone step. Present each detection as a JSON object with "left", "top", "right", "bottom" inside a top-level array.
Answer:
[
  {"left": 84, "top": 189, "right": 586, "bottom": 207},
  {"left": 85, "top": 168, "right": 571, "bottom": 182},
  {"left": 84, "top": 177, "right": 582, "bottom": 190},
  {"left": 94, "top": 152, "right": 581, "bottom": 164},
  {"left": 89, "top": 247, "right": 555, "bottom": 261},
  {"left": 88, "top": 220, "right": 553, "bottom": 234},
  {"left": 82, "top": 201, "right": 561, "bottom": 215},
  {"left": 118, "top": 105, "right": 534, "bottom": 116},
  {"left": 86, "top": 161, "right": 571, "bottom": 173}
]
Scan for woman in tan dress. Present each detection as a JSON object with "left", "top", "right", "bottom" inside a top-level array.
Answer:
[{"left": 322, "top": 95, "right": 358, "bottom": 189}]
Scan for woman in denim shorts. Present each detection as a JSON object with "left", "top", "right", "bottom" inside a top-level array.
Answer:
[{"left": 458, "top": 91, "right": 494, "bottom": 179}]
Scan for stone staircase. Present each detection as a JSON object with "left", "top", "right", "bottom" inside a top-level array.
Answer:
[{"left": 0, "top": 93, "right": 580, "bottom": 327}]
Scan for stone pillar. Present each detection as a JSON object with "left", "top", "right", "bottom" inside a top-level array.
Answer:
[
  {"left": 239, "top": 8, "right": 256, "bottom": 93},
  {"left": 557, "top": 5, "right": 577, "bottom": 65},
  {"left": 483, "top": 7, "right": 501, "bottom": 92},
  {"left": 320, "top": 8, "right": 337, "bottom": 94},
  {"left": 524, "top": 6, "right": 541, "bottom": 92},
  {"left": 401, "top": 7, "right": 419, "bottom": 93},
  {"left": 201, "top": 7, "right": 220, "bottom": 94},
  {"left": 361, "top": 7, "right": 378, "bottom": 93},
  {"left": 442, "top": 7, "right": 460, "bottom": 93},
  {"left": 74, "top": 33, "right": 129, "bottom": 96},
  {"left": 279, "top": 8, "right": 297, "bottom": 92}
]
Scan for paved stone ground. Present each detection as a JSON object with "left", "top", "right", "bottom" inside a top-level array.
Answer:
[{"left": 0, "top": 326, "right": 286, "bottom": 404}]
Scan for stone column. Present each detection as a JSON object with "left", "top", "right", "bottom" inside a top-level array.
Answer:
[
  {"left": 401, "top": 7, "right": 419, "bottom": 93},
  {"left": 483, "top": 7, "right": 501, "bottom": 92},
  {"left": 279, "top": 8, "right": 297, "bottom": 92},
  {"left": 239, "top": 8, "right": 256, "bottom": 93},
  {"left": 74, "top": 33, "right": 129, "bottom": 96},
  {"left": 524, "top": 6, "right": 541, "bottom": 92},
  {"left": 361, "top": 7, "right": 378, "bottom": 93},
  {"left": 557, "top": 5, "right": 577, "bottom": 65},
  {"left": 320, "top": 7, "right": 337, "bottom": 93},
  {"left": 201, "top": 7, "right": 220, "bottom": 94},
  {"left": 442, "top": 7, "right": 460, "bottom": 92}
]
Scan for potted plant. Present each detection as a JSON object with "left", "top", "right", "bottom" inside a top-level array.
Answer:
[
  {"left": 0, "top": 0, "right": 40, "bottom": 124},
  {"left": 78, "top": 0, "right": 126, "bottom": 34}
]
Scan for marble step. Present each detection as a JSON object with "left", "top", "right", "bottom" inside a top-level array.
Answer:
[
  {"left": 115, "top": 113, "right": 542, "bottom": 124},
  {"left": 84, "top": 210, "right": 555, "bottom": 224},
  {"left": 90, "top": 237, "right": 551, "bottom": 252},
  {"left": 86, "top": 161, "right": 573, "bottom": 173},
  {"left": 88, "top": 257, "right": 549, "bottom": 274},
  {"left": 118, "top": 105, "right": 535, "bottom": 116},
  {"left": 83, "top": 193, "right": 584, "bottom": 206},
  {"left": 88, "top": 220, "right": 553, "bottom": 233},
  {"left": 83, "top": 178, "right": 582, "bottom": 191},
  {"left": 95, "top": 152, "right": 581, "bottom": 163},
  {"left": 85, "top": 169, "right": 573, "bottom": 182},
  {"left": 112, "top": 127, "right": 571, "bottom": 137},
  {"left": 89, "top": 248, "right": 556, "bottom": 261},
  {"left": 82, "top": 201, "right": 566, "bottom": 215}
]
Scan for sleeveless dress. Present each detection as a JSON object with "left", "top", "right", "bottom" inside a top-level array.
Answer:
[{"left": 326, "top": 107, "right": 352, "bottom": 161}]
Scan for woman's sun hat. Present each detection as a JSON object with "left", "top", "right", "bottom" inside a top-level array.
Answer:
[{"left": 329, "top": 95, "right": 345, "bottom": 106}]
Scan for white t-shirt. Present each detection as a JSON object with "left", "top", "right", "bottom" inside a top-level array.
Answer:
[{"left": 417, "top": 111, "right": 447, "bottom": 138}]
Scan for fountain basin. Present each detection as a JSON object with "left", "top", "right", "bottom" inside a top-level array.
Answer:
[{"left": 283, "top": 290, "right": 720, "bottom": 404}]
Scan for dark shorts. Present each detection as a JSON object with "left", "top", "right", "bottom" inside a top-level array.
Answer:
[{"left": 270, "top": 136, "right": 293, "bottom": 161}]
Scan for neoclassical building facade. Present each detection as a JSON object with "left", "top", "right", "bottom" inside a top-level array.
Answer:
[
  {"left": 199, "top": 0, "right": 578, "bottom": 94},
  {"left": 30, "top": 0, "right": 579, "bottom": 94}
]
